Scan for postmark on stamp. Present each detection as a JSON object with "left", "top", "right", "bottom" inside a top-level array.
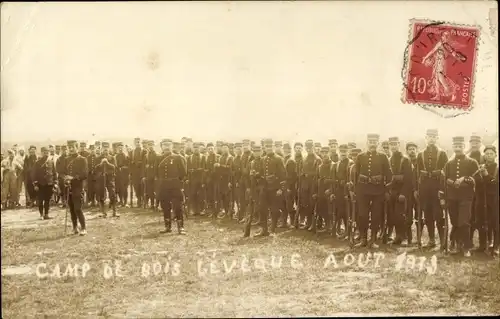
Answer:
[{"left": 401, "top": 19, "right": 481, "bottom": 116}]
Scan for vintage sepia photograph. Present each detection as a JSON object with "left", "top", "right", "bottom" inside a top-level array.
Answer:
[{"left": 1, "top": 1, "right": 499, "bottom": 317}]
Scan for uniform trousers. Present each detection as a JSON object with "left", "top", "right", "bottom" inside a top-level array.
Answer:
[{"left": 37, "top": 184, "right": 53, "bottom": 216}]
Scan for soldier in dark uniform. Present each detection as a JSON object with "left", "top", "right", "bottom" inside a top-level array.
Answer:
[
  {"left": 442, "top": 136, "right": 480, "bottom": 257},
  {"left": 216, "top": 141, "right": 223, "bottom": 156},
  {"left": 347, "top": 142, "right": 357, "bottom": 160},
  {"left": 334, "top": 144, "right": 354, "bottom": 237},
  {"left": 131, "top": 137, "right": 144, "bottom": 207},
  {"left": 86, "top": 145, "right": 98, "bottom": 207},
  {"left": 328, "top": 139, "right": 339, "bottom": 163},
  {"left": 205, "top": 143, "right": 221, "bottom": 217},
  {"left": 217, "top": 143, "right": 234, "bottom": 219},
  {"left": 24, "top": 146, "right": 38, "bottom": 207},
  {"left": 56, "top": 145, "right": 68, "bottom": 207},
  {"left": 405, "top": 141, "right": 419, "bottom": 244},
  {"left": 349, "top": 148, "right": 362, "bottom": 239},
  {"left": 186, "top": 142, "right": 206, "bottom": 216},
  {"left": 244, "top": 145, "right": 264, "bottom": 237},
  {"left": 316, "top": 146, "right": 336, "bottom": 233},
  {"left": 280, "top": 142, "right": 296, "bottom": 228},
  {"left": 155, "top": 139, "right": 171, "bottom": 211},
  {"left": 95, "top": 142, "right": 119, "bottom": 217},
  {"left": 381, "top": 141, "right": 391, "bottom": 158},
  {"left": 115, "top": 142, "right": 130, "bottom": 208},
  {"left": 314, "top": 142, "right": 322, "bottom": 157},
  {"left": 231, "top": 143, "right": 243, "bottom": 220},
  {"left": 293, "top": 142, "right": 305, "bottom": 227},
  {"left": 416, "top": 129, "right": 449, "bottom": 248},
  {"left": 143, "top": 140, "right": 157, "bottom": 210},
  {"left": 255, "top": 139, "right": 285, "bottom": 236},
  {"left": 32, "top": 147, "right": 57, "bottom": 219},
  {"left": 299, "top": 140, "right": 321, "bottom": 230},
  {"left": 239, "top": 140, "right": 253, "bottom": 223},
  {"left": 467, "top": 134, "right": 485, "bottom": 250},
  {"left": 481, "top": 145, "right": 499, "bottom": 255},
  {"left": 63, "top": 140, "right": 89, "bottom": 235},
  {"left": 387, "top": 137, "right": 414, "bottom": 245},
  {"left": 156, "top": 139, "right": 187, "bottom": 234},
  {"left": 274, "top": 141, "right": 284, "bottom": 157},
  {"left": 353, "top": 134, "right": 392, "bottom": 248},
  {"left": 185, "top": 138, "right": 194, "bottom": 156},
  {"left": 79, "top": 142, "right": 90, "bottom": 158}
]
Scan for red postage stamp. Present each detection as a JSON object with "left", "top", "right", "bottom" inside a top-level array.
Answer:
[{"left": 401, "top": 19, "right": 480, "bottom": 111}]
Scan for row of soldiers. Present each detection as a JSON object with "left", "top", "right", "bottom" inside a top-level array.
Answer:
[{"left": 2, "top": 132, "right": 498, "bottom": 255}]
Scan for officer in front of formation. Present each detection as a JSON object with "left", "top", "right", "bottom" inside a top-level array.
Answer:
[
  {"left": 32, "top": 146, "right": 57, "bottom": 220},
  {"left": 353, "top": 134, "right": 392, "bottom": 248},
  {"left": 156, "top": 139, "right": 187, "bottom": 235},
  {"left": 63, "top": 140, "right": 89, "bottom": 235},
  {"left": 442, "top": 136, "right": 480, "bottom": 257},
  {"left": 416, "top": 129, "right": 449, "bottom": 249}
]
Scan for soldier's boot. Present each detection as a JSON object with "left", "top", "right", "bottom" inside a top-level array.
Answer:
[
  {"left": 177, "top": 219, "right": 186, "bottom": 235},
  {"left": 100, "top": 201, "right": 107, "bottom": 218},
  {"left": 72, "top": 224, "right": 79, "bottom": 235},
  {"left": 308, "top": 215, "right": 317, "bottom": 233},
  {"left": 368, "top": 230, "right": 380, "bottom": 249},
  {"left": 270, "top": 216, "right": 278, "bottom": 234},
  {"left": 426, "top": 224, "right": 436, "bottom": 248},
  {"left": 406, "top": 225, "right": 413, "bottom": 245},
  {"left": 437, "top": 226, "right": 447, "bottom": 251},
  {"left": 112, "top": 203, "right": 120, "bottom": 218},
  {"left": 160, "top": 219, "right": 172, "bottom": 234},
  {"left": 317, "top": 216, "right": 324, "bottom": 230},
  {"left": 277, "top": 211, "right": 286, "bottom": 228},
  {"left": 255, "top": 215, "right": 270, "bottom": 237},
  {"left": 477, "top": 229, "right": 488, "bottom": 252}
]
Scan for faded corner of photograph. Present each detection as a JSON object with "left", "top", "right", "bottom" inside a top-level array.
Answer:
[{"left": 1, "top": 1, "right": 499, "bottom": 318}]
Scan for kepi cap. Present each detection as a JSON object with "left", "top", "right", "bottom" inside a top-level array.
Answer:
[
  {"left": 452, "top": 136, "right": 465, "bottom": 144},
  {"left": 367, "top": 134, "right": 380, "bottom": 141},
  {"left": 426, "top": 129, "right": 439, "bottom": 137},
  {"left": 388, "top": 137, "right": 399, "bottom": 143}
]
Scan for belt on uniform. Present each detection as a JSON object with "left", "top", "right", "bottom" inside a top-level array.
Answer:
[
  {"left": 358, "top": 174, "right": 383, "bottom": 184},
  {"left": 420, "top": 170, "right": 441, "bottom": 178}
]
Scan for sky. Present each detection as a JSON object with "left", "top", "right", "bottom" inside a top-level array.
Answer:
[{"left": 1, "top": 1, "right": 498, "bottom": 145}]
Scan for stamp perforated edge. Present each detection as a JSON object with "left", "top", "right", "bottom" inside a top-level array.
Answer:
[{"left": 400, "top": 18, "right": 482, "bottom": 117}]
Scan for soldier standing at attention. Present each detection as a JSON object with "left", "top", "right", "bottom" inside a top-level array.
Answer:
[
  {"left": 24, "top": 146, "right": 38, "bottom": 208},
  {"left": 329, "top": 139, "right": 339, "bottom": 163},
  {"left": 95, "top": 142, "right": 119, "bottom": 217},
  {"left": 63, "top": 140, "right": 89, "bottom": 235},
  {"left": 314, "top": 142, "right": 322, "bottom": 157},
  {"left": 239, "top": 140, "right": 254, "bottom": 223},
  {"left": 481, "top": 145, "right": 499, "bottom": 255},
  {"left": 442, "top": 136, "right": 480, "bottom": 257},
  {"left": 255, "top": 139, "right": 285, "bottom": 236},
  {"left": 274, "top": 141, "right": 284, "bottom": 158},
  {"left": 56, "top": 146, "right": 68, "bottom": 207},
  {"left": 244, "top": 145, "right": 264, "bottom": 236},
  {"left": 416, "top": 129, "right": 449, "bottom": 248},
  {"left": 143, "top": 140, "right": 157, "bottom": 210},
  {"left": 115, "top": 142, "right": 130, "bottom": 208},
  {"left": 32, "top": 147, "right": 57, "bottom": 220},
  {"left": 317, "top": 146, "right": 336, "bottom": 232},
  {"left": 381, "top": 141, "right": 391, "bottom": 158},
  {"left": 353, "top": 134, "right": 392, "bottom": 248},
  {"left": 334, "top": 144, "right": 354, "bottom": 238},
  {"left": 204, "top": 143, "right": 221, "bottom": 217},
  {"left": 232, "top": 143, "right": 243, "bottom": 220},
  {"left": 186, "top": 142, "right": 206, "bottom": 216},
  {"left": 280, "top": 142, "right": 296, "bottom": 228},
  {"left": 349, "top": 148, "right": 362, "bottom": 238},
  {"left": 347, "top": 143, "right": 357, "bottom": 160},
  {"left": 217, "top": 143, "right": 234, "bottom": 219},
  {"left": 387, "top": 137, "right": 414, "bottom": 245},
  {"left": 405, "top": 141, "right": 419, "bottom": 244},
  {"left": 293, "top": 142, "right": 305, "bottom": 227},
  {"left": 156, "top": 139, "right": 187, "bottom": 234},
  {"left": 467, "top": 134, "right": 485, "bottom": 250},
  {"left": 86, "top": 145, "right": 98, "bottom": 207},
  {"left": 301, "top": 140, "right": 321, "bottom": 230},
  {"left": 131, "top": 137, "right": 144, "bottom": 207}
]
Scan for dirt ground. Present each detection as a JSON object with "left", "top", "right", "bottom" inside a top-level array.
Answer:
[{"left": 2, "top": 202, "right": 500, "bottom": 318}]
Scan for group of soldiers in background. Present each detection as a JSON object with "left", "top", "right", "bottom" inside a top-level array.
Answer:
[{"left": 1, "top": 131, "right": 498, "bottom": 257}]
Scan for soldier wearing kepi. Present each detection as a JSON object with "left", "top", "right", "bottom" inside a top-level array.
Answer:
[
  {"left": 316, "top": 146, "right": 336, "bottom": 233},
  {"left": 24, "top": 146, "right": 39, "bottom": 207},
  {"left": 281, "top": 142, "right": 297, "bottom": 228},
  {"left": 329, "top": 139, "right": 339, "bottom": 163},
  {"left": 353, "top": 134, "right": 392, "bottom": 248},
  {"left": 334, "top": 144, "right": 354, "bottom": 238},
  {"left": 204, "top": 143, "right": 221, "bottom": 216},
  {"left": 63, "top": 140, "right": 89, "bottom": 235},
  {"left": 467, "top": 134, "right": 485, "bottom": 250},
  {"left": 239, "top": 140, "right": 254, "bottom": 223},
  {"left": 217, "top": 143, "right": 234, "bottom": 219},
  {"left": 143, "top": 140, "right": 157, "bottom": 210},
  {"left": 115, "top": 142, "right": 130, "bottom": 208},
  {"left": 186, "top": 142, "right": 206, "bottom": 216},
  {"left": 442, "top": 136, "right": 480, "bottom": 257},
  {"left": 32, "top": 147, "right": 57, "bottom": 220},
  {"left": 256, "top": 139, "right": 285, "bottom": 236},
  {"left": 86, "top": 145, "right": 98, "bottom": 207},
  {"left": 244, "top": 145, "right": 264, "bottom": 237},
  {"left": 416, "top": 129, "right": 449, "bottom": 248},
  {"left": 232, "top": 143, "right": 244, "bottom": 220},
  {"left": 300, "top": 140, "right": 321, "bottom": 229},
  {"left": 387, "top": 137, "right": 414, "bottom": 245},
  {"left": 131, "top": 137, "right": 145, "bottom": 207},
  {"left": 481, "top": 145, "right": 499, "bottom": 255},
  {"left": 405, "top": 141, "right": 420, "bottom": 245},
  {"left": 156, "top": 139, "right": 187, "bottom": 234},
  {"left": 95, "top": 142, "right": 119, "bottom": 218}
]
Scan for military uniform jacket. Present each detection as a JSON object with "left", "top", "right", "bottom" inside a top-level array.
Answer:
[
  {"left": 63, "top": 154, "right": 89, "bottom": 191},
  {"left": 131, "top": 147, "right": 145, "bottom": 177},
  {"left": 32, "top": 156, "right": 57, "bottom": 186},
  {"left": 240, "top": 151, "right": 254, "bottom": 186},
  {"left": 442, "top": 154, "right": 479, "bottom": 201},
  {"left": 250, "top": 156, "right": 264, "bottom": 190},
  {"left": 187, "top": 152, "right": 206, "bottom": 184},
  {"left": 388, "top": 151, "right": 414, "bottom": 197},
  {"left": 482, "top": 162, "right": 499, "bottom": 197},
  {"left": 157, "top": 153, "right": 187, "bottom": 189},
  {"left": 80, "top": 150, "right": 90, "bottom": 158},
  {"left": 87, "top": 153, "right": 99, "bottom": 178},
  {"left": 24, "top": 155, "right": 38, "bottom": 180},
  {"left": 143, "top": 150, "right": 157, "bottom": 179},
  {"left": 232, "top": 154, "right": 243, "bottom": 185},
  {"left": 330, "top": 152, "right": 339, "bottom": 163},
  {"left": 205, "top": 153, "right": 221, "bottom": 182},
  {"left": 416, "top": 146, "right": 448, "bottom": 190},
  {"left": 354, "top": 151, "right": 392, "bottom": 196},
  {"left": 95, "top": 154, "right": 117, "bottom": 180},
  {"left": 300, "top": 153, "right": 321, "bottom": 193},
  {"left": 56, "top": 155, "right": 67, "bottom": 179},
  {"left": 284, "top": 155, "right": 297, "bottom": 191},
  {"left": 317, "top": 159, "right": 336, "bottom": 197},
  {"left": 261, "top": 153, "right": 286, "bottom": 191},
  {"left": 335, "top": 158, "right": 353, "bottom": 192},
  {"left": 115, "top": 152, "right": 130, "bottom": 176}
]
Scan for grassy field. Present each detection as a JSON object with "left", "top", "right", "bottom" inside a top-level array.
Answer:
[{"left": 2, "top": 202, "right": 500, "bottom": 318}]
